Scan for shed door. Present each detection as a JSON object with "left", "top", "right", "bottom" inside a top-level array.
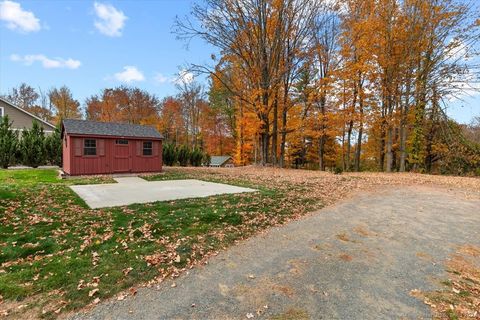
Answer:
[{"left": 113, "top": 139, "right": 131, "bottom": 172}]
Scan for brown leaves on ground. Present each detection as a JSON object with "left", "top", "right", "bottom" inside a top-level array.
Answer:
[
  {"left": 411, "top": 244, "right": 480, "bottom": 319},
  {"left": 2, "top": 167, "right": 479, "bottom": 319},
  {"left": 171, "top": 166, "right": 480, "bottom": 207}
]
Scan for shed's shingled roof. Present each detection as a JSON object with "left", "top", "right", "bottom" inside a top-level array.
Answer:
[
  {"left": 210, "top": 156, "right": 232, "bottom": 166},
  {"left": 62, "top": 119, "right": 163, "bottom": 139}
]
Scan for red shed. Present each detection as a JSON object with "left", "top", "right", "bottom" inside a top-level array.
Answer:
[{"left": 61, "top": 119, "right": 163, "bottom": 176}]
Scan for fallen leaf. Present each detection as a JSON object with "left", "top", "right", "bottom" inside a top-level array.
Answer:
[
  {"left": 88, "top": 288, "right": 99, "bottom": 297},
  {"left": 123, "top": 267, "right": 133, "bottom": 276}
]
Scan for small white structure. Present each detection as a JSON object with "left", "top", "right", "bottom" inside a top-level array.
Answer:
[{"left": 209, "top": 156, "right": 234, "bottom": 167}]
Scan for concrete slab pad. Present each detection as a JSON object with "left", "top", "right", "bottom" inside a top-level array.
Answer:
[{"left": 70, "top": 177, "right": 257, "bottom": 209}]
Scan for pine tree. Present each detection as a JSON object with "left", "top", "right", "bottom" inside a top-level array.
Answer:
[
  {"left": 0, "top": 115, "right": 19, "bottom": 168},
  {"left": 45, "top": 125, "right": 62, "bottom": 166},
  {"left": 162, "top": 143, "right": 178, "bottom": 166},
  {"left": 21, "top": 121, "right": 46, "bottom": 168},
  {"left": 177, "top": 145, "right": 190, "bottom": 167}
]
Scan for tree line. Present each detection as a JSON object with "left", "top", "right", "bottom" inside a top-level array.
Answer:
[
  {"left": 2, "top": 0, "right": 480, "bottom": 175},
  {"left": 2, "top": 82, "right": 233, "bottom": 159},
  {"left": 175, "top": 0, "right": 480, "bottom": 174}
]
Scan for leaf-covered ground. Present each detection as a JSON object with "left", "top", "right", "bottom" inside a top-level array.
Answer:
[
  {"left": 0, "top": 167, "right": 479, "bottom": 319},
  {"left": 411, "top": 245, "right": 480, "bottom": 319}
]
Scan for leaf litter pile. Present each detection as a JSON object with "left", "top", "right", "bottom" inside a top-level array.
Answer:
[{"left": 0, "top": 167, "right": 479, "bottom": 319}]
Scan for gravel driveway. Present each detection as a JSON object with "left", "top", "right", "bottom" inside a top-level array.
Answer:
[{"left": 71, "top": 186, "right": 480, "bottom": 320}]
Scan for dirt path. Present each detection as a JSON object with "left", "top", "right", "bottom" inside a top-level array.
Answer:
[{"left": 71, "top": 186, "right": 480, "bottom": 320}]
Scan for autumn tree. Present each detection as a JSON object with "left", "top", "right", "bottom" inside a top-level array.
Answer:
[
  {"left": 49, "top": 86, "right": 81, "bottom": 123},
  {"left": 463, "top": 117, "right": 480, "bottom": 144},
  {"left": 3, "top": 83, "right": 53, "bottom": 122},
  {"left": 85, "top": 87, "right": 160, "bottom": 125},
  {"left": 176, "top": 0, "right": 321, "bottom": 165},
  {"left": 208, "top": 68, "right": 237, "bottom": 155},
  {"left": 176, "top": 81, "right": 205, "bottom": 148},
  {"left": 311, "top": 7, "right": 341, "bottom": 170},
  {"left": 4, "top": 83, "right": 39, "bottom": 110},
  {"left": 159, "top": 96, "right": 186, "bottom": 145}
]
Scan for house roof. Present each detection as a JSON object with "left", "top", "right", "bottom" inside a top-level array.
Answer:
[
  {"left": 210, "top": 155, "right": 232, "bottom": 166},
  {"left": 0, "top": 97, "right": 56, "bottom": 129},
  {"left": 62, "top": 119, "right": 163, "bottom": 139}
]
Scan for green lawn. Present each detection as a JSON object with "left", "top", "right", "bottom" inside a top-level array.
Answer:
[
  {"left": 0, "top": 168, "right": 320, "bottom": 318},
  {"left": 0, "top": 169, "right": 60, "bottom": 184}
]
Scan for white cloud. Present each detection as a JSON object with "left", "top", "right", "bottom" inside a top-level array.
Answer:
[
  {"left": 0, "top": 0, "right": 41, "bottom": 33},
  {"left": 154, "top": 73, "right": 169, "bottom": 84},
  {"left": 10, "top": 54, "right": 81, "bottom": 69},
  {"left": 114, "top": 66, "right": 145, "bottom": 83},
  {"left": 93, "top": 2, "right": 127, "bottom": 37},
  {"left": 175, "top": 69, "right": 194, "bottom": 85}
]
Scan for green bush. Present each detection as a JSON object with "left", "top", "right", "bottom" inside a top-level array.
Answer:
[
  {"left": 162, "top": 143, "right": 178, "bottom": 166},
  {"left": 0, "top": 115, "right": 19, "bottom": 168},
  {"left": 177, "top": 145, "right": 190, "bottom": 167},
  {"left": 334, "top": 166, "right": 343, "bottom": 175},
  {"left": 162, "top": 143, "right": 208, "bottom": 167},
  {"left": 202, "top": 153, "right": 211, "bottom": 166},
  {"left": 20, "top": 121, "right": 46, "bottom": 168},
  {"left": 45, "top": 125, "right": 62, "bottom": 166},
  {"left": 190, "top": 148, "right": 204, "bottom": 167}
]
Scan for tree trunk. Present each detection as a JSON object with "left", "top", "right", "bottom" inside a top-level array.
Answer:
[
  {"left": 386, "top": 126, "right": 393, "bottom": 172},
  {"left": 279, "top": 108, "right": 287, "bottom": 168},
  {"left": 399, "top": 81, "right": 411, "bottom": 172},
  {"left": 379, "top": 122, "right": 386, "bottom": 172},
  {"left": 354, "top": 77, "right": 364, "bottom": 172},
  {"left": 318, "top": 95, "right": 326, "bottom": 171},
  {"left": 271, "top": 96, "right": 278, "bottom": 166},
  {"left": 346, "top": 83, "right": 358, "bottom": 172},
  {"left": 424, "top": 87, "right": 438, "bottom": 173},
  {"left": 260, "top": 114, "right": 270, "bottom": 166},
  {"left": 318, "top": 136, "right": 325, "bottom": 171},
  {"left": 341, "top": 120, "right": 346, "bottom": 170},
  {"left": 399, "top": 112, "right": 408, "bottom": 172},
  {"left": 346, "top": 119, "right": 353, "bottom": 171},
  {"left": 260, "top": 86, "right": 270, "bottom": 165},
  {"left": 354, "top": 121, "right": 363, "bottom": 172}
]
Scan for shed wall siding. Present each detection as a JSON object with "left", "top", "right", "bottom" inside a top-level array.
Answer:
[
  {"left": 66, "top": 136, "right": 162, "bottom": 175},
  {"left": 62, "top": 135, "right": 72, "bottom": 174}
]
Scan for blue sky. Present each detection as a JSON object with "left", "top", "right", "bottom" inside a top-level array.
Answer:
[
  {"left": 0, "top": 1, "right": 215, "bottom": 104},
  {"left": 0, "top": 0, "right": 479, "bottom": 124}
]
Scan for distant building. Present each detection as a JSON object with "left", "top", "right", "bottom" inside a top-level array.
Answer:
[
  {"left": 61, "top": 119, "right": 163, "bottom": 176},
  {"left": 0, "top": 97, "right": 55, "bottom": 133},
  {"left": 209, "top": 155, "right": 234, "bottom": 167}
]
